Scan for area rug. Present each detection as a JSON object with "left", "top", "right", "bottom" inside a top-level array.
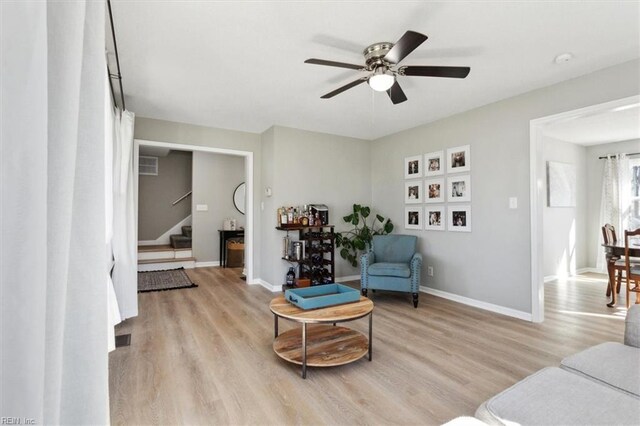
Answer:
[{"left": 138, "top": 268, "right": 198, "bottom": 293}]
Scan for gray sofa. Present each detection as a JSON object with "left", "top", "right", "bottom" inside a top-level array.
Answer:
[{"left": 473, "top": 305, "right": 640, "bottom": 425}]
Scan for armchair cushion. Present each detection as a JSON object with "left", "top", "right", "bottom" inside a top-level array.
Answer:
[{"left": 368, "top": 262, "right": 411, "bottom": 278}]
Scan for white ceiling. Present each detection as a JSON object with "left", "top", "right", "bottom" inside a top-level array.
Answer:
[
  {"left": 543, "top": 103, "right": 640, "bottom": 145},
  {"left": 111, "top": 1, "right": 640, "bottom": 140}
]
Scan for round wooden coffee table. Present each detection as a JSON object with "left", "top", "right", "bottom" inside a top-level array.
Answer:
[{"left": 269, "top": 295, "right": 374, "bottom": 379}]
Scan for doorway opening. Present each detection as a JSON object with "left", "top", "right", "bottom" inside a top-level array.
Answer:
[
  {"left": 529, "top": 95, "right": 640, "bottom": 322},
  {"left": 134, "top": 139, "right": 255, "bottom": 284}
]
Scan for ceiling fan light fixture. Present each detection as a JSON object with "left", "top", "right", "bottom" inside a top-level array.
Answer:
[{"left": 368, "top": 68, "right": 395, "bottom": 92}]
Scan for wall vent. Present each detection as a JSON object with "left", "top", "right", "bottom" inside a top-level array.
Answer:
[{"left": 139, "top": 156, "right": 158, "bottom": 176}]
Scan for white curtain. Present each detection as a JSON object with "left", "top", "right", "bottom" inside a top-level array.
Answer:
[
  {"left": 112, "top": 109, "right": 138, "bottom": 319},
  {"left": 597, "top": 154, "right": 631, "bottom": 270},
  {"left": 105, "top": 74, "right": 121, "bottom": 352},
  {"left": 1, "top": 1, "right": 109, "bottom": 424}
]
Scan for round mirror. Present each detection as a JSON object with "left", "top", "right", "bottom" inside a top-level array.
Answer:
[{"left": 233, "top": 182, "right": 246, "bottom": 215}]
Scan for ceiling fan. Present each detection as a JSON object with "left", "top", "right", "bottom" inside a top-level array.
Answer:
[{"left": 305, "top": 31, "right": 470, "bottom": 104}]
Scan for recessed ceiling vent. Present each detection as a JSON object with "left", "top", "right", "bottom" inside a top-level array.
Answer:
[{"left": 139, "top": 156, "right": 158, "bottom": 176}]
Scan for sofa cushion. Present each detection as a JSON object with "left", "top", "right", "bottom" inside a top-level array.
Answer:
[
  {"left": 476, "top": 367, "right": 640, "bottom": 425},
  {"left": 560, "top": 342, "right": 640, "bottom": 397},
  {"left": 626, "top": 305, "right": 640, "bottom": 348},
  {"left": 368, "top": 262, "right": 411, "bottom": 278}
]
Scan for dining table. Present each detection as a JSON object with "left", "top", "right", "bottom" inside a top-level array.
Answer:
[{"left": 603, "top": 240, "right": 640, "bottom": 307}]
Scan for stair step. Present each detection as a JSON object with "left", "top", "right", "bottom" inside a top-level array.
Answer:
[
  {"left": 138, "top": 244, "right": 191, "bottom": 252},
  {"left": 137, "top": 257, "right": 196, "bottom": 272},
  {"left": 138, "top": 244, "right": 173, "bottom": 252},
  {"left": 170, "top": 234, "right": 192, "bottom": 249},
  {"left": 138, "top": 248, "right": 192, "bottom": 261},
  {"left": 138, "top": 256, "right": 196, "bottom": 265},
  {"left": 182, "top": 225, "right": 192, "bottom": 238}
]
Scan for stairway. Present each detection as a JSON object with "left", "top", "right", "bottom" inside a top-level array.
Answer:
[
  {"left": 138, "top": 226, "right": 194, "bottom": 271},
  {"left": 170, "top": 226, "right": 192, "bottom": 249}
]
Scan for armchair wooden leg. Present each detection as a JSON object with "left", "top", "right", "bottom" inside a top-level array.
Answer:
[
  {"left": 362, "top": 288, "right": 368, "bottom": 297},
  {"left": 412, "top": 293, "right": 419, "bottom": 308}
]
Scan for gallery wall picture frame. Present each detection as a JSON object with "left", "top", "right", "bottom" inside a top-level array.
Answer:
[
  {"left": 448, "top": 205, "right": 471, "bottom": 232},
  {"left": 424, "top": 150, "right": 444, "bottom": 177},
  {"left": 447, "top": 174, "right": 471, "bottom": 202},
  {"left": 404, "top": 155, "right": 423, "bottom": 179},
  {"left": 405, "top": 206, "right": 423, "bottom": 230},
  {"left": 424, "top": 178, "right": 445, "bottom": 203},
  {"left": 404, "top": 180, "right": 423, "bottom": 204},
  {"left": 447, "top": 145, "right": 470, "bottom": 174},
  {"left": 425, "top": 206, "right": 446, "bottom": 231}
]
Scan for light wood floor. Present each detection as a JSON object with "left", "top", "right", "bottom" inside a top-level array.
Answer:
[{"left": 110, "top": 269, "right": 629, "bottom": 425}]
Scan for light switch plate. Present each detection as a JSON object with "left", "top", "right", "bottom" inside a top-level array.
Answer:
[
  {"left": 509, "top": 197, "right": 518, "bottom": 209},
  {"left": 196, "top": 204, "right": 208, "bottom": 211}
]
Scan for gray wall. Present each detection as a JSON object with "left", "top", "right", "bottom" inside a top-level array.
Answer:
[
  {"left": 135, "top": 60, "right": 639, "bottom": 311},
  {"left": 260, "top": 126, "right": 371, "bottom": 287},
  {"left": 542, "top": 137, "right": 587, "bottom": 278},
  {"left": 586, "top": 139, "right": 640, "bottom": 268},
  {"left": 134, "top": 117, "right": 262, "bottom": 276},
  {"left": 138, "top": 150, "right": 192, "bottom": 240},
  {"left": 192, "top": 152, "right": 245, "bottom": 263},
  {"left": 371, "top": 59, "right": 639, "bottom": 314}
]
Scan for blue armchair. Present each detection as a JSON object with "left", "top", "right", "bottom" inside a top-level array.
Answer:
[{"left": 360, "top": 234, "right": 422, "bottom": 308}]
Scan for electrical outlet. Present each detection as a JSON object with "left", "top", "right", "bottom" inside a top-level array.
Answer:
[{"left": 427, "top": 266, "right": 434, "bottom": 277}]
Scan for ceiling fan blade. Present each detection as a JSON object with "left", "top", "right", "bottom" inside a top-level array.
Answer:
[
  {"left": 400, "top": 65, "right": 470, "bottom": 78},
  {"left": 387, "top": 81, "right": 407, "bottom": 104},
  {"left": 305, "top": 58, "right": 364, "bottom": 70},
  {"left": 320, "top": 78, "right": 368, "bottom": 99},
  {"left": 384, "top": 31, "right": 428, "bottom": 64}
]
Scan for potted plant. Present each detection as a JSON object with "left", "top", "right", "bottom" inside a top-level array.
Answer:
[{"left": 336, "top": 204, "right": 393, "bottom": 267}]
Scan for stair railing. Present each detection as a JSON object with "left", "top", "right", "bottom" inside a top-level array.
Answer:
[{"left": 172, "top": 190, "right": 192, "bottom": 206}]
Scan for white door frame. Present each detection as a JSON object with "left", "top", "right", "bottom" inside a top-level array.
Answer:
[
  {"left": 134, "top": 139, "right": 255, "bottom": 284},
  {"left": 529, "top": 94, "right": 639, "bottom": 323}
]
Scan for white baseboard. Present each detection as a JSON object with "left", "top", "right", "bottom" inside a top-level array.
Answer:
[
  {"left": 578, "top": 267, "right": 603, "bottom": 274},
  {"left": 420, "top": 286, "right": 532, "bottom": 322},
  {"left": 138, "top": 215, "right": 192, "bottom": 246},
  {"left": 544, "top": 267, "right": 603, "bottom": 283},
  {"left": 195, "top": 261, "right": 220, "bottom": 268},
  {"left": 335, "top": 275, "right": 360, "bottom": 282},
  {"left": 250, "top": 278, "right": 281, "bottom": 292}
]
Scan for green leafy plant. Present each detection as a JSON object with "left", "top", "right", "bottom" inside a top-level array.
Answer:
[{"left": 335, "top": 204, "right": 393, "bottom": 267}]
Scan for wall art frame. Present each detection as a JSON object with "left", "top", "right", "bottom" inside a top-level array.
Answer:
[
  {"left": 448, "top": 205, "right": 471, "bottom": 232},
  {"left": 404, "top": 155, "right": 423, "bottom": 179},
  {"left": 447, "top": 174, "right": 471, "bottom": 203},
  {"left": 447, "top": 145, "right": 470, "bottom": 174},
  {"left": 425, "top": 205, "right": 446, "bottom": 231},
  {"left": 405, "top": 206, "right": 423, "bottom": 230}
]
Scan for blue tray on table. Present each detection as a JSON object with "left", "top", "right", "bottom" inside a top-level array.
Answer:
[{"left": 284, "top": 283, "right": 360, "bottom": 310}]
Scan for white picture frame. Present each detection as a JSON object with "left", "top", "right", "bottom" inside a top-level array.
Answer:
[
  {"left": 424, "top": 178, "right": 445, "bottom": 203},
  {"left": 447, "top": 174, "right": 471, "bottom": 203},
  {"left": 425, "top": 206, "right": 445, "bottom": 231},
  {"left": 447, "top": 145, "right": 470, "bottom": 174},
  {"left": 404, "top": 155, "right": 423, "bottom": 179},
  {"left": 405, "top": 206, "right": 423, "bottom": 230},
  {"left": 547, "top": 161, "right": 576, "bottom": 207},
  {"left": 405, "top": 180, "right": 423, "bottom": 204},
  {"left": 448, "top": 205, "right": 471, "bottom": 232},
  {"left": 424, "top": 150, "right": 444, "bottom": 177}
]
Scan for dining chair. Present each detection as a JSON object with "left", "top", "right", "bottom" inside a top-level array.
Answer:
[
  {"left": 624, "top": 228, "right": 640, "bottom": 309},
  {"left": 602, "top": 224, "right": 624, "bottom": 296}
]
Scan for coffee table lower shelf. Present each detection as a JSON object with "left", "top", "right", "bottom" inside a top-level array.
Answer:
[{"left": 273, "top": 324, "right": 368, "bottom": 367}]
